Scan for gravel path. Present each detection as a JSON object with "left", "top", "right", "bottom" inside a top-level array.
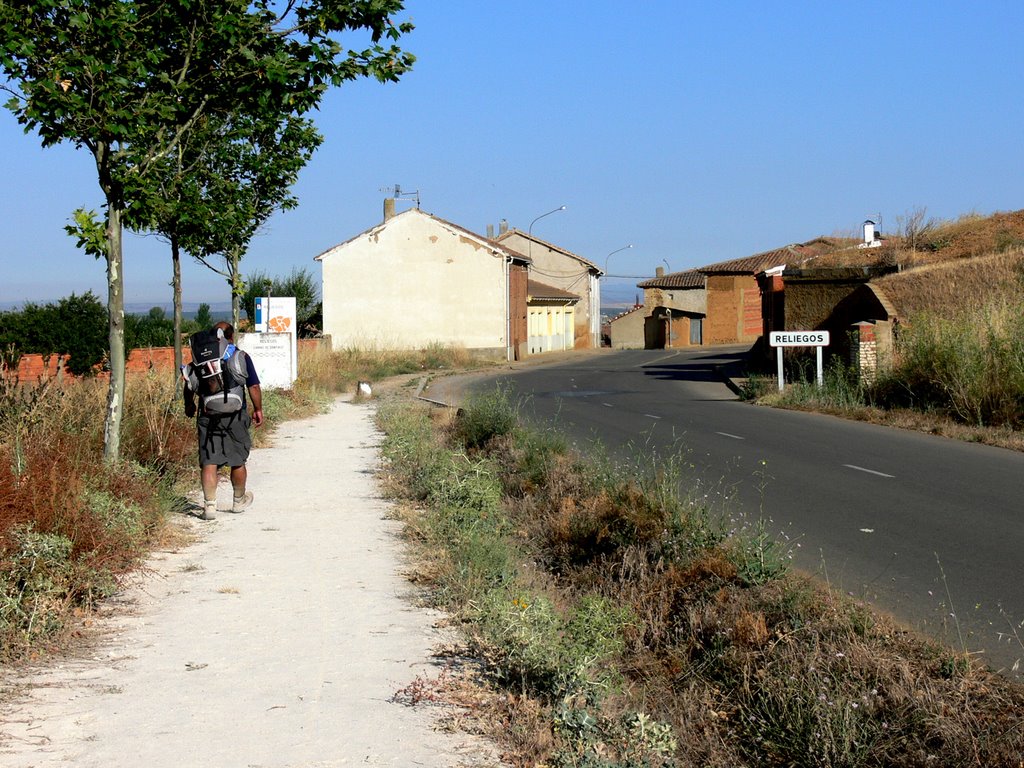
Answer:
[{"left": 0, "top": 397, "right": 497, "bottom": 767}]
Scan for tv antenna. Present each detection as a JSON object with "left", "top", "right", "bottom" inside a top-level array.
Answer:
[{"left": 379, "top": 183, "right": 420, "bottom": 209}]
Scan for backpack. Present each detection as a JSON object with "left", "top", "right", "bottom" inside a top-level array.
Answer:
[{"left": 185, "top": 328, "right": 249, "bottom": 415}]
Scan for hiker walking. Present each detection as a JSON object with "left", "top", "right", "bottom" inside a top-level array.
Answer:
[{"left": 182, "top": 321, "right": 263, "bottom": 520}]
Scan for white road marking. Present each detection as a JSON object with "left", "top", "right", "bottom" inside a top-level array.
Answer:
[
  {"left": 716, "top": 431, "right": 745, "bottom": 440},
  {"left": 860, "top": 528, "right": 875, "bottom": 533},
  {"left": 844, "top": 464, "right": 895, "bottom": 478},
  {"left": 645, "top": 414, "right": 661, "bottom": 419},
  {"left": 602, "top": 403, "right": 613, "bottom": 408}
]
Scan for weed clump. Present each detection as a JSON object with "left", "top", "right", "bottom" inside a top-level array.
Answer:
[{"left": 453, "top": 386, "right": 518, "bottom": 450}]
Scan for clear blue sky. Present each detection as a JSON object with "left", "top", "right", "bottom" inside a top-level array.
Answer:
[{"left": 1, "top": 0, "right": 1021, "bottom": 307}]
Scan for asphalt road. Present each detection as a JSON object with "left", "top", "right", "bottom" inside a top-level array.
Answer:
[{"left": 428, "top": 347, "right": 1024, "bottom": 679}]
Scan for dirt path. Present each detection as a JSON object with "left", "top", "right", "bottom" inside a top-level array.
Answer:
[{"left": 0, "top": 398, "right": 498, "bottom": 767}]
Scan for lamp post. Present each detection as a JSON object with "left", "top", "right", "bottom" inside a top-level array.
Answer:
[
  {"left": 597, "top": 245, "right": 633, "bottom": 350},
  {"left": 527, "top": 205, "right": 566, "bottom": 260},
  {"left": 603, "top": 244, "right": 634, "bottom": 275}
]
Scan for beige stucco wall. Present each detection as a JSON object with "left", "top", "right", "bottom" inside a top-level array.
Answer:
[
  {"left": 319, "top": 211, "right": 508, "bottom": 350},
  {"left": 609, "top": 308, "right": 646, "bottom": 349},
  {"left": 498, "top": 232, "right": 598, "bottom": 346},
  {"left": 642, "top": 286, "right": 706, "bottom": 315}
]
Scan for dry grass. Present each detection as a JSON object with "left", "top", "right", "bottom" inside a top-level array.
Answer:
[
  {"left": 0, "top": 371, "right": 193, "bottom": 659},
  {"left": 298, "top": 341, "right": 486, "bottom": 395},
  {"left": 874, "top": 249, "right": 1024, "bottom": 319},
  {"left": 862, "top": 208, "right": 1024, "bottom": 270},
  {"left": 755, "top": 394, "right": 1024, "bottom": 453}
]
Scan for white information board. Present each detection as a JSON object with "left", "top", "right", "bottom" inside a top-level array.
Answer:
[
  {"left": 253, "top": 296, "right": 297, "bottom": 384},
  {"left": 237, "top": 332, "right": 295, "bottom": 390}
]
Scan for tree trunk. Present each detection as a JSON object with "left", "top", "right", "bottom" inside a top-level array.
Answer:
[
  {"left": 103, "top": 204, "right": 126, "bottom": 464},
  {"left": 172, "top": 235, "right": 183, "bottom": 390},
  {"left": 230, "top": 248, "right": 242, "bottom": 329}
]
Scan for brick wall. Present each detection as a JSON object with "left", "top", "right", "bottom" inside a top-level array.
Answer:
[
  {"left": 850, "top": 322, "right": 877, "bottom": 383},
  {"left": 705, "top": 275, "right": 761, "bottom": 345},
  {"left": 705, "top": 276, "right": 738, "bottom": 344},
  {"left": 14, "top": 338, "right": 327, "bottom": 382},
  {"left": 14, "top": 347, "right": 194, "bottom": 381},
  {"left": 849, "top": 320, "right": 893, "bottom": 383}
]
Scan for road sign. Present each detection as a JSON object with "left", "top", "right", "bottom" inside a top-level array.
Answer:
[
  {"left": 770, "top": 330, "right": 830, "bottom": 347},
  {"left": 769, "top": 330, "right": 831, "bottom": 389}
]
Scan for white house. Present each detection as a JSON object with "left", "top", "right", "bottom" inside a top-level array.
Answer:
[
  {"left": 315, "top": 206, "right": 530, "bottom": 357},
  {"left": 495, "top": 229, "right": 603, "bottom": 348}
]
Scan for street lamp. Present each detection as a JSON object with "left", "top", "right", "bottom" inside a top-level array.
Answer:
[
  {"left": 603, "top": 244, "right": 634, "bottom": 275},
  {"left": 527, "top": 205, "right": 566, "bottom": 259}
]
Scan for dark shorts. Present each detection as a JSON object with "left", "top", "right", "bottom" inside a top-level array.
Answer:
[{"left": 197, "top": 410, "right": 252, "bottom": 468}]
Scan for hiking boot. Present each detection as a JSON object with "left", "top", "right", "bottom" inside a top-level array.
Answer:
[
  {"left": 231, "top": 491, "right": 253, "bottom": 513},
  {"left": 201, "top": 500, "right": 218, "bottom": 520}
]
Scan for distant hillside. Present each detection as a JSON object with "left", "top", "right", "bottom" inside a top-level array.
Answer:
[
  {"left": 124, "top": 301, "right": 233, "bottom": 318},
  {"left": 0, "top": 299, "right": 233, "bottom": 317}
]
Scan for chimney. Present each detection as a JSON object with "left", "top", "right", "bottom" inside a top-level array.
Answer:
[
  {"left": 383, "top": 197, "right": 396, "bottom": 222},
  {"left": 655, "top": 266, "right": 665, "bottom": 278},
  {"left": 499, "top": 218, "right": 509, "bottom": 235},
  {"left": 487, "top": 223, "right": 494, "bottom": 239}
]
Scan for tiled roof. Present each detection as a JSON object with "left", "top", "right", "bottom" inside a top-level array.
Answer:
[
  {"left": 527, "top": 279, "right": 580, "bottom": 301},
  {"left": 634, "top": 238, "right": 849, "bottom": 287},
  {"left": 699, "top": 238, "right": 847, "bottom": 275},
  {"left": 609, "top": 304, "right": 645, "bottom": 322},
  {"left": 496, "top": 229, "right": 600, "bottom": 273},
  {"left": 314, "top": 208, "right": 531, "bottom": 264},
  {"left": 637, "top": 269, "right": 704, "bottom": 289}
]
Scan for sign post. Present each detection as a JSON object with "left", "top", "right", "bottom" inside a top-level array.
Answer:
[{"left": 768, "top": 331, "right": 830, "bottom": 391}]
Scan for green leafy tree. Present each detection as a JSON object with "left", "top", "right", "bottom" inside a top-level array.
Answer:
[
  {"left": 56, "top": 293, "right": 109, "bottom": 374},
  {"left": 241, "top": 271, "right": 275, "bottom": 327},
  {"left": 124, "top": 112, "right": 318, "bottom": 373},
  {"left": 0, "top": 0, "right": 414, "bottom": 462},
  {"left": 274, "top": 267, "right": 321, "bottom": 331},
  {"left": 125, "top": 307, "right": 175, "bottom": 349},
  {"left": 182, "top": 113, "right": 323, "bottom": 328},
  {"left": 194, "top": 303, "right": 213, "bottom": 329},
  {"left": 0, "top": 292, "right": 107, "bottom": 375}
]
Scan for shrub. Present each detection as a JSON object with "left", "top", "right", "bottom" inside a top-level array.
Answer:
[
  {"left": 553, "top": 706, "right": 678, "bottom": 768},
  {"left": 0, "top": 526, "right": 74, "bottom": 653},
  {"left": 474, "top": 590, "right": 629, "bottom": 700},
  {"left": 429, "top": 458, "right": 503, "bottom": 518},
  {"left": 875, "top": 298, "right": 1024, "bottom": 427},
  {"left": 0, "top": 292, "right": 108, "bottom": 375},
  {"left": 0, "top": 373, "right": 178, "bottom": 658},
  {"left": 454, "top": 386, "right": 519, "bottom": 450}
]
